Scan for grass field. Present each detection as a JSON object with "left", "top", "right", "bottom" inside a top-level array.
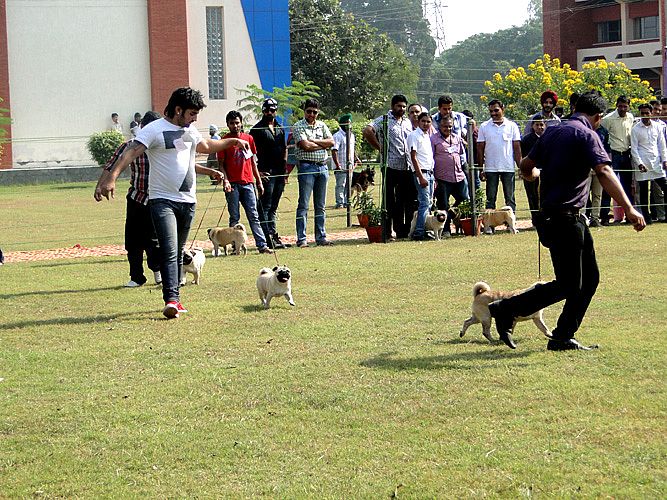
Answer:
[{"left": 0, "top": 180, "right": 665, "bottom": 497}]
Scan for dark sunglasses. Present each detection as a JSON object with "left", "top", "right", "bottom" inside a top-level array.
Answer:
[{"left": 305, "top": 109, "right": 319, "bottom": 115}]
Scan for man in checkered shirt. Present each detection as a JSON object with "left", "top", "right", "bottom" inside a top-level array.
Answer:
[
  {"left": 97, "top": 111, "right": 162, "bottom": 287},
  {"left": 293, "top": 98, "right": 335, "bottom": 247},
  {"left": 363, "top": 94, "right": 415, "bottom": 239}
]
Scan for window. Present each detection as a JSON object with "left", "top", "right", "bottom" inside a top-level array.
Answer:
[
  {"left": 206, "top": 7, "right": 225, "bottom": 100},
  {"left": 633, "top": 16, "right": 659, "bottom": 40},
  {"left": 597, "top": 20, "right": 621, "bottom": 43}
]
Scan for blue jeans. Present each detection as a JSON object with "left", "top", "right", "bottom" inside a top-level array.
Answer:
[
  {"left": 485, "top": 171, "right": 516, "bottom": 212},
  {"left": 226, "top": 183, "right": 267, "bottom": 249},
  {"left": 296, "top": 162, "right": 329, "bottom": 244},
  {"left": 412, "top": 171, "right": 435, "bottom": 236},
  {"left": 259, "top": 175, "right": 286, "bottom": 239},
  {"left": 334, "top": 170, "right": 348, "bottom": 207},
  {"left": 149, "top": 198, "right": 195, "bottom": 303}
]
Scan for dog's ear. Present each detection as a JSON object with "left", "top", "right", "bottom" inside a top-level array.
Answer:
[{"left": 272, "top": 266, "right": 278, "bottom": 271}]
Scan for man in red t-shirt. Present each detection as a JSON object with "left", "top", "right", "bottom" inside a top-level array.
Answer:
[{"left": 217, "top": 111, "right": 273, "bottom": 254}]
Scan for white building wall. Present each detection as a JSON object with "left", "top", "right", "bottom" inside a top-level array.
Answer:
[
  {"left": 186, "top": 0, "right": 262, "bottom": 134},
  {"left": 6, "top": 0, "right": 151, "bottom": 167}
]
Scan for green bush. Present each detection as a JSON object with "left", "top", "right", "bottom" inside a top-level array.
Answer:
[
  {"left": 87, "top": 130, "right": 125, "bottom": 167},
  {"left": 323, "top": 119, "right": 378, "bottom": 162},
  {"left": 0, "top": 97, "right": 10, "bottom": 164}
]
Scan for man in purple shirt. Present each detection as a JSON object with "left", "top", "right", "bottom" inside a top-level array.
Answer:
[
  {"left": 488, "top": 92, "right": 645, "bottom": 351},
  {"left": 431, "top": 116, "right": 468, "bottom": 237}
]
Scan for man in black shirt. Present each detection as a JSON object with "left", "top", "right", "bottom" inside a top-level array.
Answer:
[
  {"left": 520, "top": 115, "right": 545, "bottom": 225},
  {"left": 249, "top": 98, "right": 289, "bottom": 249},
  {"left": 490, "top": 92, "right": 645, "bottom": 351}
]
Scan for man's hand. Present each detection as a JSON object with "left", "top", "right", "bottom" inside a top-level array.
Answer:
[
  {"left": 479, "top": 171, "right": 486, "bottom": 182},
  {"left": 256, "top": 181, "right": 264, "bottom": 196},
  {"left": 416, "top": 175, "right": 428, "bottom": 188},
  {"left": 222, "top": 179, "right": 232, "bottom": 193},
  {"left": 638, "top": 164, "right": 648, "bottom": 173},
  {"left": 94, "top": 177, "right": 115, "bottom": 201},
  {"left": 625, "top": 207, "right": 646, "bottom": 232}
]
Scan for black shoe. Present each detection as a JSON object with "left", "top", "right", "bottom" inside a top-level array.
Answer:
[
  {"left": 316, "top": 239, "right": 334, "bottom": 246},
  {"left": 265, "top": 237, "right": 275, "bottom": 249},
  {"left": 547, "top": 338, "right": 598, "bottom": 351},
  {"left": 488, "top": 301, "right": 517, "bottom": 349},
  {"left": 272, "top": 234, "right": 289, "bottom": 249},
  {"left": 411, "top": 234, "right": 424, "bottom": 241}
]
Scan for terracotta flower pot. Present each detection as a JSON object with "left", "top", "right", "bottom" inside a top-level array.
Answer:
[
  {"left": 357, "top": 213, "right": 370, "bottom": 228},
  {"left": 365, "top": 225, "right": 383, "bottom": 243},
  {"left": 460, "top": 217, "right": 483, "bottom": 236}
]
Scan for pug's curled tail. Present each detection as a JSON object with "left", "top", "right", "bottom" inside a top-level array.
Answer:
[
  {"left": 259, "top": 267, "right": 272, "bottom": 275},
  {"left": 472, "top": 281, "right": 491, "bottom": 296}
]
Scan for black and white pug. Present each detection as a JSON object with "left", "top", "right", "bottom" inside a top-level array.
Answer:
[
  {"left": 181, "top": 247, "right": 205, "bottom": 285},
  {"left": 256, "top": 266, "right": 294, "bottom": 309}
]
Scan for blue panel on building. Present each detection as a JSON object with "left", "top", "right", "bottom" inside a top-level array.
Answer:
[{"left": 240, "top": 0, "right": 291, "bottom": 91}]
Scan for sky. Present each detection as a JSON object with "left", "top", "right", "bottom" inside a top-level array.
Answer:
[{"left": 427, "top": 0, "right": 532, "bottom": 50}]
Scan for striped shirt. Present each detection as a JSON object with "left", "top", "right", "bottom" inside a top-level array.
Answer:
[
  {"left": 370, "top": 111, "right": 412, "bottom": 171},
  {"left": 293, "top": 118, "right": 332, "bottom": 164},
  {"left": 104, "top": 141, "right": 150, "bottom": 205}
]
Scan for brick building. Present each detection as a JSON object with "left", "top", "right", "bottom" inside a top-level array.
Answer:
[
  {"left": 0, "top": 0, "right": 290, "bottom": 169},
  {"left": 544, "top": 0, "right": 665, "bottom": 92}
]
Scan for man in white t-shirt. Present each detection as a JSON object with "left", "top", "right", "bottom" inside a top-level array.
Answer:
[
  {"left": 331, "top": 113, "right": 359, "bottom": 208},
  {"left": 95, "top": 87, "right": 250, "bottom": 319},
  {"left": 477, "top": 99, "right": 522, "bottom": 222},
  {"left": 407, "top": 112, "right": 435, "bottom": 240}
]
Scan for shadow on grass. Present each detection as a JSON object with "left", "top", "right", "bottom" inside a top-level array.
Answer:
[
  {"left": 30, "top": 258, "right": 124, "bottom": 268},
  {"left": 360, "top": 348, "right": 535, "bottom": 371},
  {"left": 241, "top": 304, "right": 265, "bottom": 313},
  {"left": 0, "top": 311, "right": 155, "bottom": 330},
  {"left": 1, "top": 285, "right": 131, "bottom": 300}
]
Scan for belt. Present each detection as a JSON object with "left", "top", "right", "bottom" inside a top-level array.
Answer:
[
  {"left": 298, "top": 160, "right": 327, "bottom": 166},
  {"left": 611, "top": 149, "right": 630, "bottom": 155},
  {"left": 541, "top": 207, "right": 581, "bottom": 217},
  {"left": 420, "top": 169, "right": 433, "bottom": 174}
]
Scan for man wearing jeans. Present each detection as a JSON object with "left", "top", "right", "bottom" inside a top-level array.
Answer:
[
  {"left": 250, "top": 98, "right": 289, "bottom": 249},
  {"left": 407, "top": 112, "right": 435, "bottom": 240},
  {"left": 217, "top": 111, "right": 273, "bottom": 254},
  {"left": 293, "top": 98, "right": 334, "bottom": 247},
  {"left": 95, "top": 87, "right": 248, "bottom": 319},
  {"left": 477, "top": 99, "right": 522, "bottom": 232}
]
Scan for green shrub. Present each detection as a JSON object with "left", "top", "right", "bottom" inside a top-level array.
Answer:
[
  {"left": 323, "top": 119, "right": 378, "bottom": 162},
  {"left": 0, "top": 97, "right": 10, "bottom": 163},
  {"left": 87, "top": 130, "right": 125, "bottom": 167}
]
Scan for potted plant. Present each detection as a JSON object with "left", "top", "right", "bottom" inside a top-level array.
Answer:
[
  {"left": 352, "top": 191, "right": 384, "bottom": 242},
  {"left": 351, "top": 191, "right": 376, "bottom": 228},
  {"left": 457, "top": 188, "right": 485, "bottom": 236}
]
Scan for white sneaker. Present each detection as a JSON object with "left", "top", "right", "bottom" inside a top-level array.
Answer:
[
  {"left": 124, "top": 280, "right": 142, "bottom": 288},
  {"left": 154, "top": 271, "right": 162, "bottom": 284},
  {"left": 484, "top": 227, "right": 493, "bottom": 235}
]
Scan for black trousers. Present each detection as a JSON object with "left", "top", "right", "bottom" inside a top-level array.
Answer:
[
  {"left": 638, "top": 177, "right": 667, "bottom": 223},
  {"left": 125, "top": 196, "right": 160, "bottom": 284},
  {"left": 501, "top": 213, "right": 599, "bottom": 340},
  {"left": 258, "top": 174, "right": 286, "bottom": 240},
  {"left": 523, "top": 178, "right": 540, "bottom": 225},
  {"left": 385, "top": 168, "right": 417, "bottom": 238}
]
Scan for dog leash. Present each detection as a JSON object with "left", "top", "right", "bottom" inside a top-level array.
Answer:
[
  {"left": 215, "top": 198, "right": 229, "bottom": 227},
  {"left": 188, "top": 182, "right": 218, "bottom": 250},
  {"left": 537, "top": 235, "right": 542, "bottom": 280}
]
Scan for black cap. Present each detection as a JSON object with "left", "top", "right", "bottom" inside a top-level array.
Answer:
[{"left": 262, "top": 98, "right": 278, "bottom": 111}]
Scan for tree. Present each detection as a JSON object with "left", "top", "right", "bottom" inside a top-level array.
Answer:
[
  {"left": 236, "top": 80, "right": 321, "bottom": 123},
  {"left": 482, "top": 54, "right": 655, "bottom": 121},
  {"left": 339, "top": 0, "right": 436, "bottom": 84},
  {"left": 290, "top": 0, "right": 418, "bottom": 116}
]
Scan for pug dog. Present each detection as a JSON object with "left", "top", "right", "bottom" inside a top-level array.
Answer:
[
  {"left": 181, "top": 247, "right": 206, "bottom": 285},
  {"left": 256, "top": 266, "right": 295, "bottom": 310},
  {"left": 408, "top": 210, "right": 449, "bottom": 240},
  {"left": 207, "top": 224, "right": 248, "bottom": 256},
  {"left": 459, "top": 281, "right": 552, "bottom": 342},
  {"left": 482, "top": 206, "right": 518, "bottom": 234}
]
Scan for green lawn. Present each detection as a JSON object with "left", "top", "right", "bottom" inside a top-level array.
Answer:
[{"left": 0, "top": 180, "right": 665, "bottom": 497}]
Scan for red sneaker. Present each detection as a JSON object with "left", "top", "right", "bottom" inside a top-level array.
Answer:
[
  {"left": 163, "top": 301, "right": 179, "bottom": 319},
  {"left": 176, "top": 302, "right": 188, "bottom": 314}
]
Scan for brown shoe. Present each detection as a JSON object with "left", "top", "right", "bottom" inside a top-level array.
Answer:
[{"left": 258, "top": 246, "right": 274, "bottom": 254}]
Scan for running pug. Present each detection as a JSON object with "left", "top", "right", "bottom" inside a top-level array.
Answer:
[
  {"left": 181, "top": 247, "right": 206, "bottom": 285},
  {"left": 207, "top": 224, "right": 248, "bottom": 256},
  {"left": 459, "top": 281, "right": 552, "bottom": 342},
  {"left": 256, "top": 266, "right": 295, "bottom": 310}
]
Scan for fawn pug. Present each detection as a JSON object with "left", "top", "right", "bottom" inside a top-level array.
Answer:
[
  {"left": 256, "top": 266, "right": 295, "bottom": 310},
  {"left": 181, "top": 247, "right": 205, "bottom": 285},
  {"left": 207, "top": 224, "right": 248, "bottom": 256}
]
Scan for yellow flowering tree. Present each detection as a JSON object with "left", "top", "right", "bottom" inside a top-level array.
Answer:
[{"left": 482, "top": 54, "right": 654, "bottom": 121}]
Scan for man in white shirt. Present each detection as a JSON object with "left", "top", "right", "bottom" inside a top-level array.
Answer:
[
  {"left": 331, "top": 113, "right": 359, "bottom": 209},
  {"left": 95, "top": 87, "right": 249, "bottom": 319},
  {"left": 650, "top": 100, "right": 666, "bottom": 221},
  {"left": 407, "top": 112, "right": 435, "bottom": 240},
  {"left": 601, "top": 95, "right": 634, "bottom": 224},
  {"left": 631, "top": 103, "right": 667, "bottom": 224},
  {"left": 477, "top": 100, "right": 522, "bottom": 224}
]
